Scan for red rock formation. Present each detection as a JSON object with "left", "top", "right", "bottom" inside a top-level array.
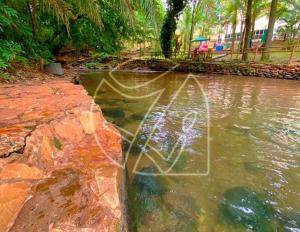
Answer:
[{"left": 0, "top": 80, "right": 123, "bottom": 232}]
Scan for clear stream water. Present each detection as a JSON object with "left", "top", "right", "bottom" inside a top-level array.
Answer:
[{"left": 81, "top": 71, "right": 300, "bottom": 232}]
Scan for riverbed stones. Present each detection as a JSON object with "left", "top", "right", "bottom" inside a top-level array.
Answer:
[
  {"left": 122, "top": 139, "right": 143, "bottom": 155},
  {"left": 219, "top": 186, "right": 276, "bottom": 231},
  {"left": 102, "top": 108, "right": 125, "bottom": 119},
  {"left": 133, "top": 166, "right": 164, "bottom": 196},
  {"left": 131, "top": 166, "right": 168, "bottom": 227},
  {"left": 162, "top": 193, "right": 200, "bottom": 231},
  {"left": 166, "top": 152, "right": 189, "bottom": 172},
  {"left": 117, "top": 59, "right": 300, "bottom": 80},
  {"left": 0, "top": 80, "right": 122, "bottom": 232},
  {"left": 130, "top": 112, "right": 145, "bottom": 121}
]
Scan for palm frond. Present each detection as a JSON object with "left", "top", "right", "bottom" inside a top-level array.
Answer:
[
  {"left": 113, "top": 0, "right": 135, "bottom": 24},
  {"left": 38, "top": 0, "right": 73, "bottom": 33},
  {"left": 69, "top": 0, "right": 101, "bottom": 25},
  {"left": 134, "top": 0, "right": 164, "bottom": 34}
]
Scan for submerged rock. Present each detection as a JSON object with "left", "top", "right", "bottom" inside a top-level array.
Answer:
[
  {"left": 102, "top": 108, "right": 125, "bottom": 118},
  {"left": 166, "top": 152, "right": 189, "bottom": 172},
  {"left": 122, "top": 132, "right": 150, "bottom": 155},
  {"left": 219, "top": 186, "right": 276, "bottom": 231},
  {"left": 121, "top": 139, "right": 144, "bottom": 155},
  {"left": 231, "top": 124, "right": 252, "bottom": 135},
  {"left": 243, "top": 161, "right": 261, "bottom": 173},
  {"left": 131, "top": 166, "right": 168, "bottom": 227},
  {"left": 133, "top": 166, "right": 164, "bottom": 196},
  {"left": 130, "top": 113, "right": 145, "bottom": 121},
  {"left": 112, "top": 118, "right": 128, "bottom": 127},
  {"left": 163, "top": 192, "right": 201, "bottom": 231}
]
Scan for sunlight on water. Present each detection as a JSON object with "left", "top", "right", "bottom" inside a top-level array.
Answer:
[{"left": 81, "top": 72, "right": 300, "bottom": 232}]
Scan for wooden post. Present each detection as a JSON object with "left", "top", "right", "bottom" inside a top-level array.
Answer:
[{"left": 253, "top": 47, "right": 258, "bottom": 62}]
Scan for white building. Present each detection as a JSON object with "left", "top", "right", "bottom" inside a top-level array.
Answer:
[{"left": 220, "top": 16, "right": 292, "bottom": 43}]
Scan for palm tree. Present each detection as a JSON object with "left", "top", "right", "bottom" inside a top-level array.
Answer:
[
  {"left": 187, "top": 0, "right": 201, "bottom": 58},
  {"left": 261, "top": 0, "right": 278, "bottom": 61},
  {"left": 24, "top": 0, "right": 100, "bottom": 36},
  {"left": 276, "top": 0, "right": 300, "bottom": 42},
  {"left": 24, "top": 0, "right": 161, "bottom": 38},
  {"left": 178, "top": 7, "right": 192, "bottom": 54},
  {"left": 160, "top": 0, "right": 186, "bottom": 58},
  {"left": 223, "top": 0, "right": 240, "bottom": 56}
]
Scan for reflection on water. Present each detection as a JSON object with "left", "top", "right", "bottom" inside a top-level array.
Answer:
[{"left": 81, "top": 72, "right": 300, "bottom": 232}]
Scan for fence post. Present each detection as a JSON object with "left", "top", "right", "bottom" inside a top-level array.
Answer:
[
  {"left": 253, "top": 47, "right": 258, "bottom": 62},
  {"left": 288, "top": 44, "right": 296, "bottom": 65}
]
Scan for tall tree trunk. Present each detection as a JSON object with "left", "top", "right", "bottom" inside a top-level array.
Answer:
[
  {"left": 242, "top": 0, "right": 253, "bottom": 61},
  {"left": 251, "top": 12, "right": 256, "bottom": 43},
  {"left": 239, "top": 23, "right": 245, "bottom": 52},
  {"left": 160, "top": 0, "right": 186, "bottom": 58},
  {"left": 261, "top": 0, "right": 278, "bottom": 61},
  {"left": 230, "top": 7, "right": 238, "bottom": 56},
  {"left": 27, "top": 0, "right": 37, "bottom": 37},
  {"left": 238, "top": 14, "right": 244, "bottom": 52},
  {"left": 188, "top": 0, "right": 200, "bottom": 58}
]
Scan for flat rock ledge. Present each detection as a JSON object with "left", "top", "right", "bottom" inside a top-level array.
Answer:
[{"left": 0, "top": 80, "right": 123, "bottom": 232}]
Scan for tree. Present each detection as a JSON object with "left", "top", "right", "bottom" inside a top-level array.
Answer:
[
  {"left": 251, "top": 0, "right": 268, "bottom": 42},
  {"left": 24, "top": 0, "right": 101, "bottom": 36},
  {"left": 0, "top": 0, "right": 163, "bottom": 71},
  {"left": 178, "top": 7, "right": 192, "bottom": 53},
  {"left": 187, "top": 0, "right": 201, "bottom": 58},
  {"left": 242, "top": 0, "right": 253, "bottom": 61},
  {"left": 224, "top": 0, "right": 240, "bottom": 56},
  {"left": 261, "top": 0, "right": 278, "bottom": 61},
  {"left": 276, "top": 0, "right": 300, "bottom": 42},
  {"left": 160, "top": 0, "right": 186, "bottom": 58}
]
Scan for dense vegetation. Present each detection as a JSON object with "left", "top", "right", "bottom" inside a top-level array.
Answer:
[
  {"left": 0, "top": 0, "right": 163, "bottom": 71},
  {"left": 160, "top": 0, "right": 186, "bottom": 58},
  {"left": 0, "top": 0, "right": 299, "bottom": 76}
]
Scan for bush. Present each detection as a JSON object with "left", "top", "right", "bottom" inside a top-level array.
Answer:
[{"left": 0, "top": 40, "right": 22, "bottom": 68}]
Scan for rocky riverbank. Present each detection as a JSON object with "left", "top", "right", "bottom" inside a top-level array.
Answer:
[
  {"left": 81, "top": 58, "right": 300, "bottom": 80},
  {"left": 0, "top": 80, "right": 124, "bottom": 232},
  {"left": 193, "top": 62, "right": 299, "bottom": 80}
]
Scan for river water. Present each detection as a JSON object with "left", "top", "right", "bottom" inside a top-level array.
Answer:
[{"left": 81, "top": 71, "right": 300, "bottom": 232}]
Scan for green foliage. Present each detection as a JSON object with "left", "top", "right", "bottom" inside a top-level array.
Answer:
[
  {"left": 0, "top": 40, "right": 22, "bottom": 68},
  {"left": 160, "top": 12, "right": 177, "bottom": 58},
  {"left": 0, "top": 70, "right": 10, "bottom": 79},
  {"left": 277, "top": 0, "right": 300, "bottom": 41},
  {"left": 0, "top": 1, "right": 23, "bottom": 68},
  {"left": 0, "top": 0, "right": 164, "bottom": 70},
  {"left": 0, "top": 1, "right": 18, "bottom": 30}
]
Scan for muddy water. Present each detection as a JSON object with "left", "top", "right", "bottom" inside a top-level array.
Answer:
[{"left": 81, "top": 72, "right": 300, "bottom": 232}]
